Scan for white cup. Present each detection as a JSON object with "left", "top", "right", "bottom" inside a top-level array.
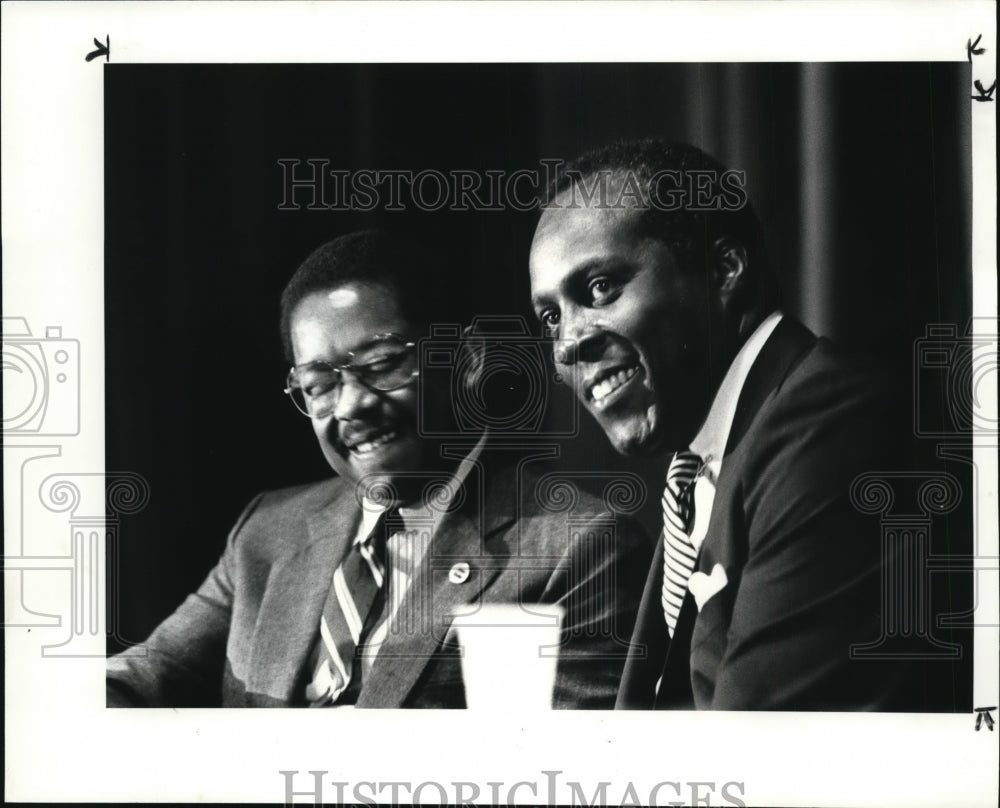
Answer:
[{"left": 452, "top": 603, "right": 565, "bottom": 711}]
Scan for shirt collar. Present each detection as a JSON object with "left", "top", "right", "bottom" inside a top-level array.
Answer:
[{"left": 689, "top": 311, "right": 783, "bottom": 482}]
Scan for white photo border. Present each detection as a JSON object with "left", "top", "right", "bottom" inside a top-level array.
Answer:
[{"left": 3, "top": 2, "right": 997, "bottom": 805}]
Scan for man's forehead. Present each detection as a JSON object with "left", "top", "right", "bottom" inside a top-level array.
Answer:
[
  {"left": 291, "top": 280, "right": 415, "bottom": 353},
  {"left": 533, "top": 194, "right": 643, "bottom": 267},
  {"left": 539, "top": 177, "right": 645, "bottom": 236},
  {"left": 322, "top": 284, "right": 364, "bottom": 310},
  {"left": 315, "top": 278, "right": 395, "bottom": 305},
  {"left": 296, "top": 279, "right": 403, "bottom": 318}
]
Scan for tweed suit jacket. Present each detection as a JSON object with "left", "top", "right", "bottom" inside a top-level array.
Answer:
[
  {"left": 108, "top": 449, "right": 652, "bottom": 708},
  {"left": 617, "top": 318, "right": 914, "bottom": 711}
]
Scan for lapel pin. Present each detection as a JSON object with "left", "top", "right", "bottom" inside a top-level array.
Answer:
[{"left": 448, "top": 562, "right": 471, "bottom": 584}]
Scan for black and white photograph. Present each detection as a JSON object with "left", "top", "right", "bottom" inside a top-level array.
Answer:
[{"left": 3, "top": 2, "right": 997, "bottom": 806}]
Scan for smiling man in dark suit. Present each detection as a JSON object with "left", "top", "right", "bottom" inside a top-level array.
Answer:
[
  {"left": 107, "top": 229, "right": 650, "bottom": 708},
  {"left": 529, "top": 140, "right": 913, "bottom": 710}
]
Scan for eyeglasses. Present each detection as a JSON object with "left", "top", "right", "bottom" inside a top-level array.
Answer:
[{"left": 284, "top": 334, "right": 418, "bottom": 419}]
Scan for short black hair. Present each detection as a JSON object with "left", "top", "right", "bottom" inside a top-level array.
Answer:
[
  {"left": 544, "top": 138, "right": 779, "bottom": 310},
  {"left": 279, "top": 229, "right": 457, "bottom": 362}
]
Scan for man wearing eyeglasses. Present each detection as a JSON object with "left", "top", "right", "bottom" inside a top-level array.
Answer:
[{"left": 107, "top": 229, "right": 651, "bottom": 708}]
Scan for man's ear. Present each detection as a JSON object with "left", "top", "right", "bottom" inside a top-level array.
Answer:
[
  {"left": 460, "top": 324, "right": 487, "bottom": 391},
  {"left": 711, "top": 237, "right": 749, "bottom": 306}
]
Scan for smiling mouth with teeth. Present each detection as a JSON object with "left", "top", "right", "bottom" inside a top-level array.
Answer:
[
  {"left": 589, "top": 366, "right": 641, "bottom": 408},
  {"left": 347, "top": 428, "right": 399, "bottom": 455}
]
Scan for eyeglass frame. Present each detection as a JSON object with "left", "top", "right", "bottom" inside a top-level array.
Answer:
[{"left": 283, "top": 333, "right": 419, "bottom": 418}]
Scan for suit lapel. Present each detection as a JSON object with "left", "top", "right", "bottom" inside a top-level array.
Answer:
[
  {"left": 357, "top": 457, "right": 518, "bottom": 708},
  {"left": 726, "top": 317, "right": 816, "bottom": 453},
  {"left": 245, "top": 482, "right": 359, "bottom": 705}
]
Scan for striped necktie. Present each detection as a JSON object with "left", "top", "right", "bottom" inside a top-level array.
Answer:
[
  {"left": 306, "top": 509, "right": 391, "bottom": 706},
  {"left": 660, "top": 450, "right": 703, "bottom": 637}
]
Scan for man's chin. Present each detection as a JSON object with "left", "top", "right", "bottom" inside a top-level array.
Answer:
[
  {"left": 601, "top": 414, "right": 656, "bottom": 456},
  {"left": 598, "top": 406, "right": 678, "bottom": 457}
]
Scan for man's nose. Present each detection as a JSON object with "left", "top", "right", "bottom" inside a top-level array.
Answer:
[
  {"left": 331, "top": 373, "right": 380, "bottom": 421},
  {"left": 556, "top": 311, "right": 607, "bottom": 366}
]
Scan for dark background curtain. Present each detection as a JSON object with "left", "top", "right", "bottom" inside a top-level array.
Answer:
[{"left": 105, "top": 63, "right": 973, "bottom": 707}]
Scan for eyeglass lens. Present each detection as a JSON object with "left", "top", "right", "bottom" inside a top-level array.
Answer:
[{"left": 287, "top": 340, "right": 416, "bottom": 417}]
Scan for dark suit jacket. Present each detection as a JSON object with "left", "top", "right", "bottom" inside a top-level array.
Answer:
[
  {"left": 108, "top": 450, "right": 651, "bottom": 708},
  {"left": 617, "top": 318, "right": 912, "bottom": 710}
]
